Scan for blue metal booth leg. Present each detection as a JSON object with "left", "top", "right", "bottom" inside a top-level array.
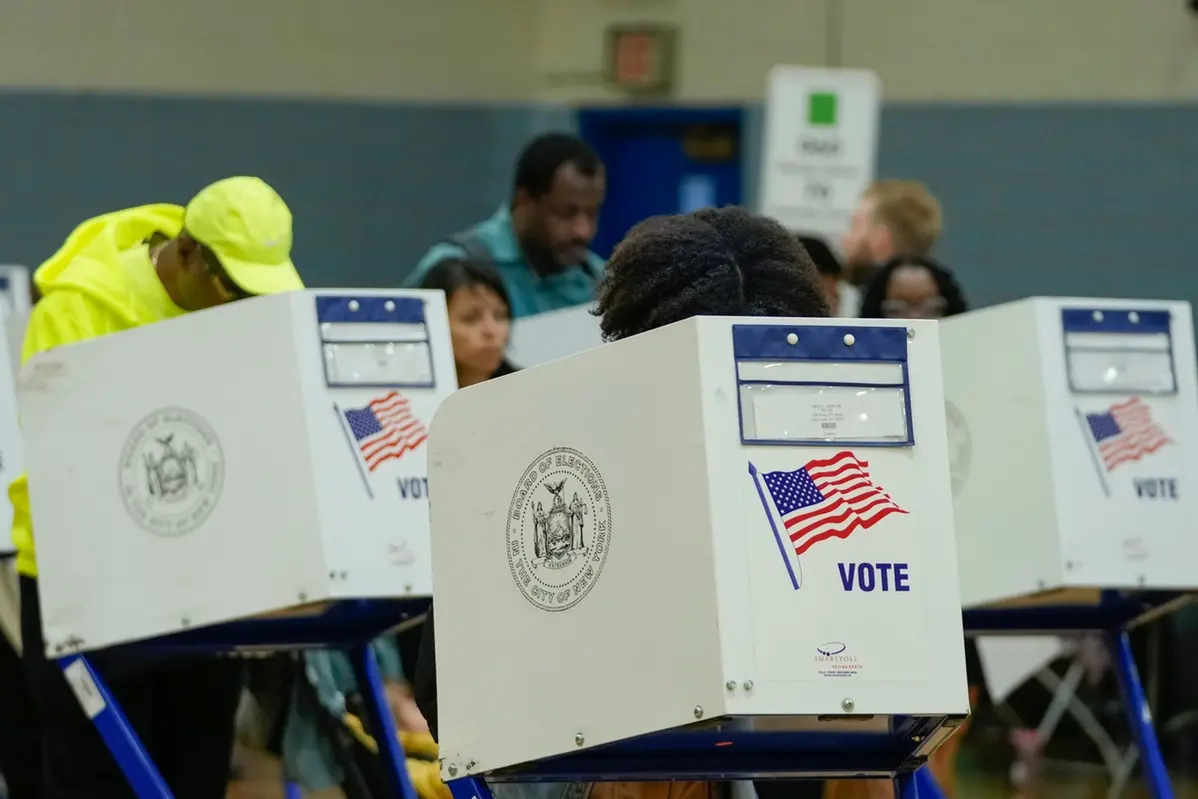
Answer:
[
  {"left": 448, "top": 775, "right": 492, "bottom": 799},
  {"left": 348, "top": 642, "right": 422, "bottom": 799},
  {"left": 1109, "top": 629, "right": 1174, "bottom": 799},
  {"left": 895, "top": 766, "right": 945, "bottom": 799},
  {"left": 57, "top": 654, "right": 174, "bottom": 799}
]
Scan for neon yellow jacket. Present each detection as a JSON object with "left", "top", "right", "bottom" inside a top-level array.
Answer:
[{"left": 11, "top": 205, "right": 188, "bottom": 577}]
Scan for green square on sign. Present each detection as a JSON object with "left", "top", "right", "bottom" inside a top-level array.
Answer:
[{"left": 808, "top": 92, "right": 838, "bottom": 127}]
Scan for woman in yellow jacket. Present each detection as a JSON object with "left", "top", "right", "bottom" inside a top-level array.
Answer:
[{"left": 14, "top": 177, "right": 305, "bottom": 799}]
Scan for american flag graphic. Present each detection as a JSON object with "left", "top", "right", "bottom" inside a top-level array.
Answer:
[
  {"left": 759, "top": 452, "right": 907, "bottom": 557},
  {"left": 343, "top": 391, "right": 427, "bottom": 472},
  {"left": 1086, "top": 397, "right": 1172, "bottom": 472}
]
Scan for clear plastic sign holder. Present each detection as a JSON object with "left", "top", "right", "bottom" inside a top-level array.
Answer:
[
  {"left": 60, "top": 599, "right": 427, "bottom": 799},
  {"left": 957, "top": 307, "right": 1187, "bottom": 799},
  {"left": 439, "top": 321, "right": 964, "bottom": 799}
]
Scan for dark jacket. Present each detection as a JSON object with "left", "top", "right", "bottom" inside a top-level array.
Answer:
[
  {"left": 412, "top": 603, "right": 439, "bottom": 738},
  {"left": 413, "top": 361, "right": 515, "bottom": 737}
]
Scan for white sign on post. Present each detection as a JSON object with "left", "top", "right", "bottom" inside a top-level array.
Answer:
[{"left": 758, "top": 66, "right": 882, "bottom": 245}]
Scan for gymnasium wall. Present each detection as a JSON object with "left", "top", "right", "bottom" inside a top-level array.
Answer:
[
  {"left": 0, "top": 0, "right": 1195, "bottom": 301},
  {"left": 0, "top": 0, "right": 539, "bottom": 100},
  {"left": 537, "top": 0, "right": 1198, "bottom": 102}
]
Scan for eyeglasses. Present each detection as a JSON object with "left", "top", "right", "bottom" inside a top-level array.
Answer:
[
  {"left": 197, "top": 244, "right": 251, "bottom": 302},
  {"left": 880, "top": 296, "right": 948, "bottom": 319}
]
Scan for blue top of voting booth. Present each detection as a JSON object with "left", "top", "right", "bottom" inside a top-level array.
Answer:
[
  {"left": 1060, "top": 307, "right": 1170, "bottom": 335},
  {"left": 316, "top": 295, "right": 427, "bottom": 325},
  {"left": 732, "top": 324, "right": 908, "bottom": 362}
]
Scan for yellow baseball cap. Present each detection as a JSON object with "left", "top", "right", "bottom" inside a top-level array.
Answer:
[{"left": 184, "top": 176, "right": 305, "bottom": 295}]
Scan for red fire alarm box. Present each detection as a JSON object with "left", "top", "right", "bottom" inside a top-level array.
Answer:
[{"left": 605, "top": 24, "right": 677, "bottom": 95}]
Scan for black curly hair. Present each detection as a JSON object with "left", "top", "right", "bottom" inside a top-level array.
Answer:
[
  {"left": 594, "top": 207, "right": 831, "bottom": 341},
  {"left": 857, "top": 255, "right": 969, "bottom": 319}
]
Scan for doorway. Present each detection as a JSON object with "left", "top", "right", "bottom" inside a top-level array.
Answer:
[{"left": 578, "top": 107, "right": 745, "bottom": 258}]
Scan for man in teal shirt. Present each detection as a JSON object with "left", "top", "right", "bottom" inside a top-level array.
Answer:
[{"left": 406, "top": 133, "right": 606, "bottom": 318}]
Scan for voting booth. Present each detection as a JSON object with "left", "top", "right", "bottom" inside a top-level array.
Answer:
[
  {"left": 940, "top": 297, "right": 1196, "bottom": 799},
  {"left": 0, "top": 296, "right": 24, "bottom": 650},
  {"left": 23, "top": 289, "right": 455, "bottom": 654},
  {"left": 941, "top": 298, "right": 1198, "bottom": 607},
  {"left": 20, "top": 289, "right": 455, "bottom": 798},
  {"left": 429, "top": 316, "right": 967, "bottom": 794},
  {"left": 0, "top": 303, "right": 22, "bottom": 560}
]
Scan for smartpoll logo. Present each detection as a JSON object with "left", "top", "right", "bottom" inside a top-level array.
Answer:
[{"left": 814, "top": 641, "right": 861, "bottom": 678}]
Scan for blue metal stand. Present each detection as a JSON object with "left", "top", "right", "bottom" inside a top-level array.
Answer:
[
  {"left": 448, "top": 768, "right": 939, "bottom": 799},
  {"left": 55, "top": 598, "right": 428, "bottom": 799},
  {"left": 961, "top": 590, "right": 1191, "bottom": 799},
  {"left": 444, "top": 717, "right": 956, "bottom": 799},
  {"left": 1109, "top": 629, "right": 1172, "bottom": 799}
]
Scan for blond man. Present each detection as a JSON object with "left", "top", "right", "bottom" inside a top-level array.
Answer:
[{"left": 839, "top": 180, "right": 943, "bottom": 316}]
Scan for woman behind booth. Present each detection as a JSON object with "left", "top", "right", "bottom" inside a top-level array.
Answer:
[
  {"left": 412, "top": 207, "right": 834, "bottom": 799},
  {"left": 417, "top": 258, "right": 517, "bottom": 387},
  {"left": 856, "top": 255, "right": 967, "bottom": 321},
  {"left": 851, "top": 254, "right": 977, "bottom": 799}
]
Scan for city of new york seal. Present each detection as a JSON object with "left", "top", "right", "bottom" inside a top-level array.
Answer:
[
  {"left": 119, "top": 407, "right": 224, "bottom": 537},
  {"left": 506, "top": 447, "right": 611, "bottom": 612}
]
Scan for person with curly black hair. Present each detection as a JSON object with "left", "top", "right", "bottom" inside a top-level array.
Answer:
[
  {"left": 595, "top": 206, "right": 830, "bottom": 341},
  {"left": 857, "top": 256, "right": 968, "bottom": 320},
  {"left": 411, "top": 207, "right": 833, "bottom": 799},
  {"left": 590, "top": 206, "right": 832, "bottom": 799}
]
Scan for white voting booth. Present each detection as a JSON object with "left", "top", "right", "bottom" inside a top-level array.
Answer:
[
  {"left": 430, "top": 316, "right": 968, "bottom": 793},
  {"left": 0, "top": 304, "right": 23, "bottom": 559},
  {"left": 21, "top": 289, "right": 455, "bottom": 655},
  {"left": 942, "top": 298, "right": 1198, "bottom": 606},
  {"left": 940, "top": 297, "right": 1197, "bottom": 799},
  {"left": 19, "top": 288, "right": 456, "bottom": 798},
  {"left": 0, "top": 293, "right": 24, "bottom": 651},
  {"left": 0, "top": 269, "right": 28, "bottom": 650}
]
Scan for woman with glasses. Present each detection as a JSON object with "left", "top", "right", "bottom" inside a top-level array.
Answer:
[
  {"left": 857, "top": 256, "right": 967, "bottom": 321},
  {"left": 851, "top": 254, "right": 976, "bottom": 799}
]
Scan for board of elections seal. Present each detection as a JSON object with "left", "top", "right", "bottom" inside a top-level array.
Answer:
[
  {"left": 118, "top": 407, "right": 224, "bottom": 537},
  {"left": 506, "top": 447, "right": 611, "bottom": 612},
  {"left": 945, "top": 400, "right": 972, "bottom": 498}
]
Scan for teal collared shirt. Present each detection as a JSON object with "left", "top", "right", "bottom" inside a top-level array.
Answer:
[{"left": 405, "top": 206, "right": 605, "bottom": 319}]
